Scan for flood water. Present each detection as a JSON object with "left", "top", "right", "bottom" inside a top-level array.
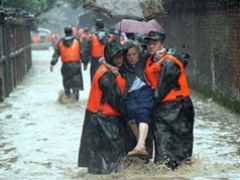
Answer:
[{"left": 0, "top": 49, "right": 239, "bottom": 179}]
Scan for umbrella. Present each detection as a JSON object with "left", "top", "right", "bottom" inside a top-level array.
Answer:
[
  {"left": 83, "top": 0, "right": 165, "bottom": 21},
  {"left": 114, "top": 19, "right": 164, "bottom": 34},
  {"left": 147, "top": 19, "right": 164, "bottom": 33}
]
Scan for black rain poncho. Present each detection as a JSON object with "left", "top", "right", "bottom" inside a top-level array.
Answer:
[
  {"left": 152, "top": 50, "right": 194, "bottom": 170},
  {"left": 61, "top": 61, "right": 83, "bottom": 90},
  {"left": 78, "top": 68, "right": 126, "bottom": 174},
  {"left": 51, "top": 37, "right": 84, "bottom": 90},
  {"left": 78, "top": 110, "right": 125, "bottom": 174}
]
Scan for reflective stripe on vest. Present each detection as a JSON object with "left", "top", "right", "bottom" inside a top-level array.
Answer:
[
  {"left": 160, "top": 54, "right": 190, "bottom": 102},
  {"left": 87, "top": 64, "right": 125, "bottom": 116},
  {"left": 59, "top": 39, "right": 80, "bottom": 62},
  {"left": 145, "top": 55, "right": 161, "bottom": 90},
  {"left": 91, "top": 34, "right": 106, "bottom": 58}
]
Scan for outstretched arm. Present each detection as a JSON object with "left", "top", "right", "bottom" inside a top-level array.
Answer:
[{"left": 101, "top": 60, "right": 119, "bottom": 76}]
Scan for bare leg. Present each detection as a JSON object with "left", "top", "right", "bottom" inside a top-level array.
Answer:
[
  {"left": 136, "top": 122, "right": 148, "bottom": 149},
  {"left": 129, "top": 123, "right": 139, "bottom": 140},
  {"left": 128, "top": 122, "right": 149, "bottom": 156}
]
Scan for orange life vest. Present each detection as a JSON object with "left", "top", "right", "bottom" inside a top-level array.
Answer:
[
  {"left": 59, "top": 39, "right": 81, "bottom": 62},
  {"left": 91, "top": 33, "right": 107, "bottom": 58},
  {"left": 160, "top": 54, "right": 190, "bottom": 102},
  {"left": 87, "top": 64, "right": 125, "bottom": 116},
  {"left": 145, "top": 54, "right": 190, "bottom": 102},
  {"left": 145, "top": 55, "right": 161, "bottom": 90},
  {"left": 119, "top": 36, "right": 124, "bottom": 44}
]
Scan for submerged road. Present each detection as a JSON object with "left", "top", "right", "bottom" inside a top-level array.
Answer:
[{"left": 0, "top": 50, "right": 239, "bottom": 179}]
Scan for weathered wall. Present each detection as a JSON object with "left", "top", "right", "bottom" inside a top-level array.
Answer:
[{"left": 160, "top": 0, "right": 240, "bottom": 111}]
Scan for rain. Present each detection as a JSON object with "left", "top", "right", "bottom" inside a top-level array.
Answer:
[{"left": 1, "top": 0, "right": 240, "bottom": 179}]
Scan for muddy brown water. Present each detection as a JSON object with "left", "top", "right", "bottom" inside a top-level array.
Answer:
[{"left": 0, "top": 50, "right": 239, "bottom": 179}]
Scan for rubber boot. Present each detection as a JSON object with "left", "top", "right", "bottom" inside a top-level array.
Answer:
[
  {"left": 73, "top": 88, "right": 79, "bottom": 101},
  {"left": 64, "top": 87, "right": 71, "bottom": 97}
]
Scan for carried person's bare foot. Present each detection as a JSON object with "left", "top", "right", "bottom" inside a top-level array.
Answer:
[{"left": 127, "top": 147, "right": 149, "bottom": 157}]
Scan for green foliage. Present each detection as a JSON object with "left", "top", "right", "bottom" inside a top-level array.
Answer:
[{"left": 1, "top": 0, "right": 57, "bottom": 15}]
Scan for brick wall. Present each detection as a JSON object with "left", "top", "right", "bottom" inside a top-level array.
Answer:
[{"left": 159, "top": 0, "right": 240, "bottom": 109}]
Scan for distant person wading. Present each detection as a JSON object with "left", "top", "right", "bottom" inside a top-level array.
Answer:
[
  {"left": 50, "top": 26, "right": 84, "bottom": 101},
  {"left": 85, "top": 19, "right": 111, "bottom": 81}
]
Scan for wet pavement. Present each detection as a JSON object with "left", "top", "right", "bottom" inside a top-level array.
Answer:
[{"left": 0, "top": 49, "right": 240, "bottom": 179}]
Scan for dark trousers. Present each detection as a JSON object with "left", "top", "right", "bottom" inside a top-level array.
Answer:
[{"left": 64, "top": 87, "right": 80, "bottom": 100}]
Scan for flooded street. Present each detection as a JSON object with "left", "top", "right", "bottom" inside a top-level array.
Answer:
[{"left": 0, "top": 49, "right": 240, "bottom": 179}]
